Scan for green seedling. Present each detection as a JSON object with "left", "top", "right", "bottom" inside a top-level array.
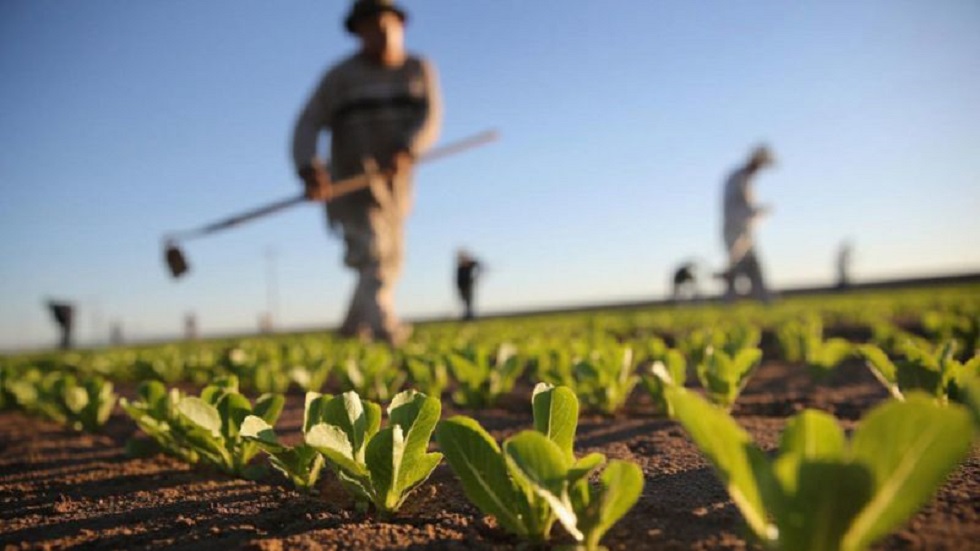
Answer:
[
  {"left": 571, "top": 344, "right": 640, "bottom": 415},
  {"left": 858, "top": 341, "right": 979, "bottom": 405},
  {"left": 436, "top": 383, "right": 643, "bottom": 549},
  {"left": 666, "top": 387, "right": 973, "bottom": 551},
  {"left": 240, "top": 392, "right": 327, "bottom": 493},
  {"left": 777, "top": 317, "right": 853, "bottom": 376},
  {"left": 447, "top": 343, "right": 524, "bottom": 408},
  {"left": 123, "top": 376, "right": 284, "bottom": 477},
  {"left": 303, "top": 389, "right": 442, "bottom": 515},
  {"left": 640, "top": 345, "right": 687, "bottom": 416},
  {"left": 696, "top": 346, "right": 762, "bottom": 410}
]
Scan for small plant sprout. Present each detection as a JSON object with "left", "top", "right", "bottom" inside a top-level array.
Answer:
[
  {"left": 665, "top": 387, "right": 973, "bottom": 551},
  {"left": 239, "top": 392, "right": 327, "bottom": 493},
  {"left": 696, "top": 346, "right": 762, "bottom": 410},
  {"left": 858, "top": 341, "right": 979, "bottom": 405},
  {"left": 303, "top": 389, "right": 442, "bottom": 515},
  {"left": 436, "top": 383, "right": 643, "bottom": 549}
]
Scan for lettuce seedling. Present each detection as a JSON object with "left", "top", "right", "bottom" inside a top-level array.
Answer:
[
  {"left": 120, "top": 380, "right": 199, "bottom": 463},
  {"left": 342, "top": 345, "right": 408, "bottom": 402},
  {"left": 436, "top": 383, "right": 643, "bottom": 549},
  {"left": 571, "top": 344, "right": 640, "bottom": 415},
  {"left": 404, "top": 354, "right": 449, "bottom": 399},
  {"left": 240, "top": 393, "right": 326, "bottom": 493},
  {"left": 124, "top": 376, "right": 284, "bottom": 477},
  {"left": 858, "top": 341, "right": 979, "bottom": 405},
  {"left": 641, "top": 346, "right": 687, "bottom": 416},
  {"left": 447, "top": 343, "right": 524, "bottom": 408},
  {"left": 696, "top": 346, "right": 762, "bottom": 410},
  {"left": 777, "top": 317, "right": 853, "bottom": 376},
  {"left": 666, "top": 387, "right": 973, "bottom": 551},
  {"left": 304, "top": 389, "right": 442, "bottom": 515}
]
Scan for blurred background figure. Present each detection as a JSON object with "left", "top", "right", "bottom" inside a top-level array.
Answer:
[
  {"left": 184, "top": 312, "right": 198, "bottom": 340},
  {"left": 110, "top": 322, "right": 124, "bottom": 346},
  {"left": 671, "top": 260, "right": 700, "bottom": 301},
  {"left": 720, "top": 145, "right": 775, "bottom": 302},
  {"left": 456, "top": 249, "right": 483, "bottom": 321},
  {"left": 837, "top": 240, "right": 854, "bottom": 289},
  {"left": 46, "top": 300, "right": 75, "bottom": 350},
  {"left": 292, "top": 0, "right": 442, "bottom": 346}
]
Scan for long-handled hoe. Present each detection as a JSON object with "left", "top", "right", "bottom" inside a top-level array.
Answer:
[{"left": 163, "top": 130, "right": 498, "bottom": 279}]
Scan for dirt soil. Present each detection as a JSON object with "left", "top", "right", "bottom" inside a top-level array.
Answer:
[{"left": 1, "top": 359, "right": 978, "bottom": 550}]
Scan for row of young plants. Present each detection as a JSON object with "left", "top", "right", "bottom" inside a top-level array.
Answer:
[
  {"left": 3, "top": 321, "right": 977, "bottom": 426},
  {"left": 119, "top": 375, "right": 641, "bottom": 550},
  {"left": 118, "top": 373, "right": 980, "bottom": 551}
]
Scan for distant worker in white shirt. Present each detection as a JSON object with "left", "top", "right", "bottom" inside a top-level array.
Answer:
[{"left": 720, "top": 145, "right": 775, "bottom": 302}]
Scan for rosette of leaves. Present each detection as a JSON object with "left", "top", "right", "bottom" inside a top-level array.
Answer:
[
  {"left": 571, "top": 344, "right": 640, "bottom": 415},
  {"left": 175, "top": 376, "right": 284, "bottom": 477},
  {"left": 123, "top": 376, "right": 285, "bottom": 477},
  {"left": 287, "top": 358, "right": 333, "bottom": 393},
  {"left": 776, "top": 317, "right": 852, "bottom": 376},
  {"left": 665, "top": 387, "right": 973, "bottom": 551},
  {"left": 447, "top": 342, "right": 524, "bottom": 408},
  {"left": 53, "top": 373, "right": 117, "bottom": 432},
  {"left": 240, "top": 392, "right": 327, "bottom": 493},
  {"left": 696, "top": 346, "right": 762, "bottom": 410},
  {"left": 342, "top": 345, "right": 407, "bottom": 402},
  {"left": 858, "top": 341, "right": 979, "bottom": 405},
  {"left": 303, "top": 389, "right": 443, "bottom": 515},
  {"left": 403, "top": 353, "right": 449, "bottom": 399},
  {"left": 641, "top": 348, "right": 687, "bottom": 416},
  {"left": 436, "top": 383, "right": 643, "bottom": 549},
  {"left": 120, "top": 380, "right": 199, "bottom": 463}
]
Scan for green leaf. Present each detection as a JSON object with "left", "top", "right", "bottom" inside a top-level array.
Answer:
[
  {"left": 771, "top": 458, "right": 873, "bottom": 551},
  {"left": 843, "top": 395, "right": 973, "bottom": 551},
  {"left": 581, "top": 460, "right": 644, "bottom": 551},
  {"left": 240, "top": 415, "right": 285, "bottom": 452},
  {"left": 366, "top": 425, "right": 404, "bottom": 512},
  {"left": 532, "top": 383, "right": 579, "bottom": 462},
  {"left": 178, "top": 397, "right": 222, "bottom": 437},
  {"left": 216, "top": 392, "right": 252, "bottom": 440},
  {"left": 858, "top": 345, "right": 902, "bottom": 399},
  {"left": 779, "top": 410, "right": 846, "bottom": 461},
  {"left": 665, "top": 387, "right": 775, "bottom": 542},
  {"left": 253, "top": 393, "right": 285, "bottom": 425},
  {"left": 503, "top": 430, "right": 577, "bottom": 541},
  {"left": 306, "top": 422, "right": 366, "bottom": 478},
  {"left": 435, "top": 416, "right": 530, "bottom": 537}
]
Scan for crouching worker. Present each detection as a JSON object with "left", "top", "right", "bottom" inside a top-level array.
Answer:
[{"left": 292, "top": 0, "right": 442, "bottom": 346}]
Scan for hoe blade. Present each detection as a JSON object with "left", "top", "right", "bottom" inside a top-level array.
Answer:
[{"left": 165, "top": 243, "right": 189, "bottom": 278}]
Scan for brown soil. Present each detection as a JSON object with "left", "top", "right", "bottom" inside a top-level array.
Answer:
[{"left": 1, "top": 359, "right": 978, "bottom": 550}]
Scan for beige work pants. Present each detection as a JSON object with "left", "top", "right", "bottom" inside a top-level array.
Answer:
[{"left": 332, "top": 173, "right": 411, "bottom": 342}]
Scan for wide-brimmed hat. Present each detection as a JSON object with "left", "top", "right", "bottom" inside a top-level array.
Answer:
[{"left": 345, "top": 0, "right": 408, "bottom": 33}]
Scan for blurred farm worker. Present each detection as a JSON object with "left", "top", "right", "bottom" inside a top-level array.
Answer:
[
  {"left": 292, "top": 0, "right": 442, "bottom": 346},
  {"left": 46, "top": 300, "right": 75, "bottom": 350},
  {"left": 837, "top": 240, "right": 854, "bottom": 289},
  {"left": 720, "top": 145, "right": 775, "bottom": 302},
  {"left": 456, "top": 249, "right": 483, "bottom": 321},
  {"left": 672, "top": 261, "right": 699, "bottom": 301}
]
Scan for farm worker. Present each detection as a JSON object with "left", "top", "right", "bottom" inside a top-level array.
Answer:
[
  {"left": 455, "top": 249, "right": 482, "bottom": 321},
  {"left": 46, "top": 300, "right": 75, "bottom": 350},
  {"left": 292, "top": 0, "right": 442, "bottom": 346},
  {"left": 720, "top": 145, "right": 775, "bottom": 302},
  {"left": 837, "top": 240, "right": 854, "bottom": 289}
]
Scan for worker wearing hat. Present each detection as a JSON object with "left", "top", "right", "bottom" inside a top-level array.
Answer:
[
  {"left": 720, "top": 145, "right": 775, "bottom": 302},
  {"left": 293, "top": 0, "right": 442, "bottom": 345}
]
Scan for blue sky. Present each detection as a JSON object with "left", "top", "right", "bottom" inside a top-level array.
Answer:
[{"left": 1, "top": 1, "right": 978, "bottom": 349}]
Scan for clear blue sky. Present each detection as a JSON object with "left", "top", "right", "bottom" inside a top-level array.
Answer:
[{"left": 2, "top": 1, "right": 978, "bottom": 350}]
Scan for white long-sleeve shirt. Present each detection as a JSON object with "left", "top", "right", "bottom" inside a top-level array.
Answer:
[{"left": 722, "top": 166, "right": 763, "bottom": 261}]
